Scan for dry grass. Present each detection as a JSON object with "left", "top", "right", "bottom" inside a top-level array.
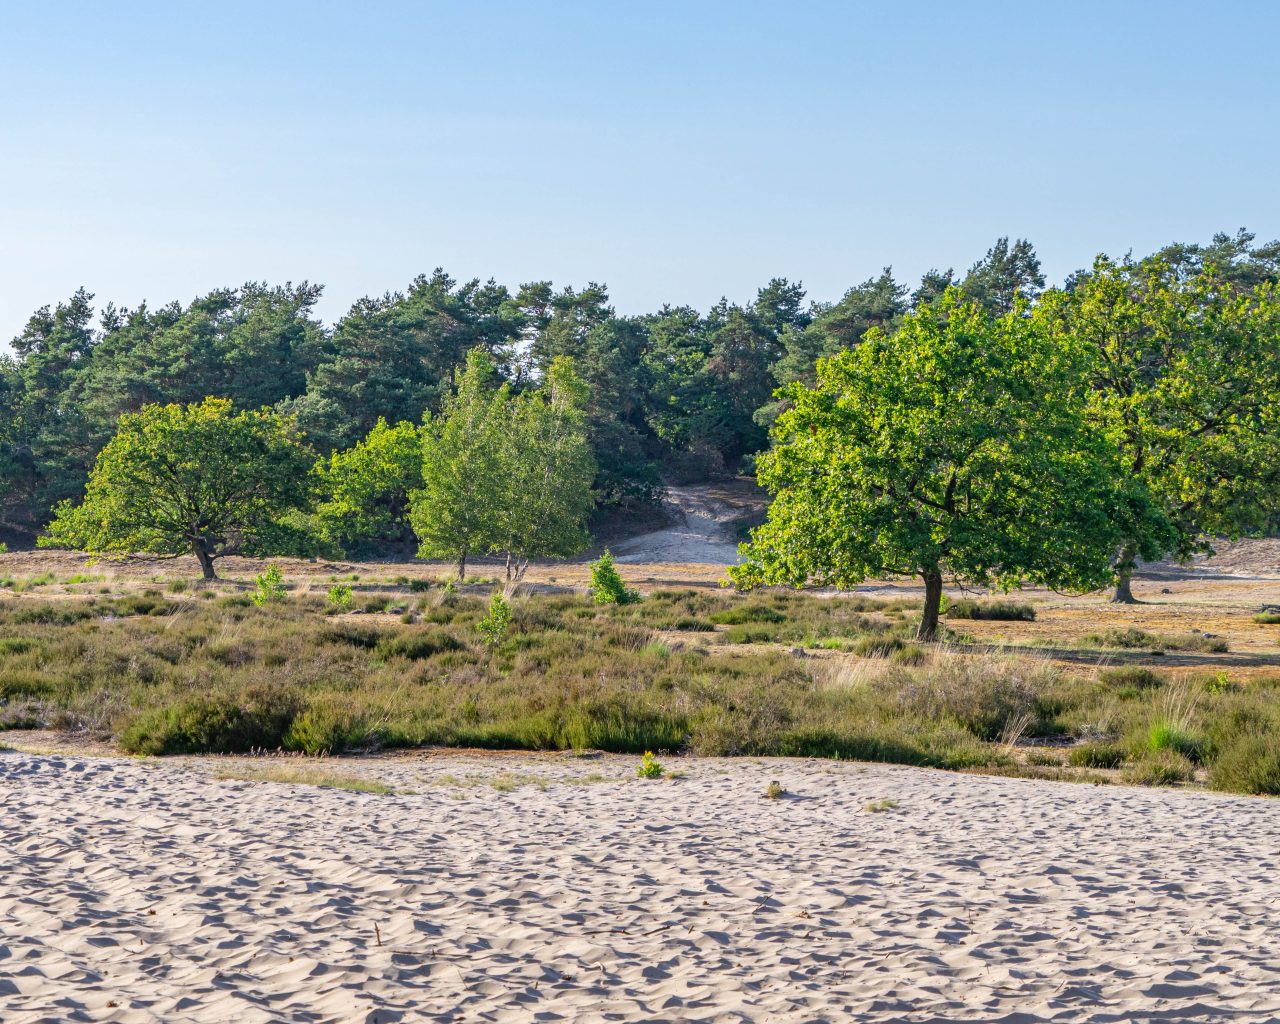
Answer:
[{"left": 212, "top": 762, "right": 394, "bottom": 794}]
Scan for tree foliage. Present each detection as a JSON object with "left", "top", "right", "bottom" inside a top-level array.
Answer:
[
  {"left": 41, "top": 398, "right": 316, "bottom": 579},
  {"left": 313, "top": 418, "right": 423, "bottom": 554},
  {"left": 1041, "top": 253, "right": 1280, "bottom": 599},
  {"left": 731, "top": 292, "right": 1126, "bottom": 639}
]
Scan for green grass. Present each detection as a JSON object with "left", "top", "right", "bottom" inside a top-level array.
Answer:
[{"left": 1253, "top": 611, "right": 1280, "bottom": 625}]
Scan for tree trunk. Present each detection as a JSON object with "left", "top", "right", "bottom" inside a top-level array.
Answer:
[
  {"left": 918, "top": 568, "right": 944, "bottom": 642},
  {"left": 457, "top": 548, "right": 467, "bottom": 584},
  {"left": 1111, "top": 545, "right": 1138, "bottom": 604},
  {"left": 192, "top": 539, "right": 217, "bottom": 581}
]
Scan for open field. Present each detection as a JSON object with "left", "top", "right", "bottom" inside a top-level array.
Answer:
[
  {"left": 3, "top": 747, "right": 1280, "bottom": 1023},
  {"left": 3, "top": 544, "right": 1280, "bottom": 793}
]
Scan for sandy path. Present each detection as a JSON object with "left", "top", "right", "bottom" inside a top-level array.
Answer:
[{"left": 2, "top": 751, "right": 1279, "bottom": 1023}]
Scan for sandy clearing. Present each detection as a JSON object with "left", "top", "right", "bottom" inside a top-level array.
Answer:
[{"left": 2, "top": 750, "right": 1279, "bottom": 1023}]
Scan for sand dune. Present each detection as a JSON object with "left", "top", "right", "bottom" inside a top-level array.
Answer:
[{"left": 2, "top": 750, "right": 1279, "bottom": 1022}]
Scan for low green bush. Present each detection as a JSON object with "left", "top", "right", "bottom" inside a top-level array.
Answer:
[
  {"left": 946, "top": 599, "right": 1035, "bottom": 621},
  {"left": 1253, "top": 611, "right": 1280, "bottom": 625},
  {"left": 120, "top": 694, "right": 295, "bottom": 755},
  {"left": 1123, "top": 750, "right": 1195, "bottom": 787},
  {"left": 1068, "top": 742, "right": 1126, "bottom": 769},
  {"left": 1099, "top": 666, "right": 1166, "bottom": 690},
  {"left": 710, "top": 603, "right": 786, "bottom": 625},
  {"left": 1208, "top": 728, "right": 1280, "bottom": 795},
  {"left": 852, "top": 635, "right": 904, "bottom": 658},
  {"left": 1147, "top": 719, "right": 1204, "bottom": 763},
  {"left": 375, "top": 629, "right": 465, "bottom": 661},
  {"left": 1082, "top": 628, "right": 1227, "bottom": 653}
]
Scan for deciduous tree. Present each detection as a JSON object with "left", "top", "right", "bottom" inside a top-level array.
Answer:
[
  {"left": 41, "top": 398, "right": 315, "bottom": 579},
  {"left": 731, "top": 292, "right": 1124, "bottom": 640}
]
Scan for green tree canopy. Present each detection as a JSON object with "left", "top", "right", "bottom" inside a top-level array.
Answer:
[
  {"left": 41, "top": 398, "right": 316, "bottom": 579},
  {"left": 409, "top": 349, "right": 508, "bottom": 581},
  {"left": 494, "top": 357, "right": 596, "bottom": 581},
  {"left": 1041, "top": 254, "right": 1280, "bottom": 600},
  {"left": 313, "top": 418, "right": 423, "bottom": 554},
  {"left": 731, "top": 292, "right": 1126, "bottom": 639}
]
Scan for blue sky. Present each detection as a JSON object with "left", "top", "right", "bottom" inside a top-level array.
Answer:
[{"left": 1, "top": 0, "right": 1277, "bottom": 343}]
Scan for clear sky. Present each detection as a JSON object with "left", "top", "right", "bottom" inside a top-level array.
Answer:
[{"left": 2, "top": 0, "right": 1277, "bottom": 344}]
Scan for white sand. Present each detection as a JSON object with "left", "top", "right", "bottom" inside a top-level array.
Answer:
[{"left": 2, "top": 750, "right": 1279, "bottom": 1023}]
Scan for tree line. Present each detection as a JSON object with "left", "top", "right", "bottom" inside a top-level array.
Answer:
[
  {"left": 1, "top": 234, "right": 1098, "bottom": 534},
  {"left": 41, "top": 350, "right": 595, "bottom": 582},
  {"left": 732, "top": 234, "right": 1280, "bottom": 637},
  {"left": 9, "top": 229, "right": 1280, "bottom": 637}
]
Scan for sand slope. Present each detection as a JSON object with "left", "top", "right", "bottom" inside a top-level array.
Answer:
[{"left": 2, "top": 751, "right": 1279, "bottom": 1023}]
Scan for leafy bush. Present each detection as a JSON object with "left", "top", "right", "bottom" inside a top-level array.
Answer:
[
  {"left": 1253, "top": 611, "right": 1280, "bottom": 625},
  {"left": 636, "top": 750, "right": 664, "bottom": 778},
  {"left": 1068, "top": 742, "right": 1126, "bottom": 769},
  {"left": 478, "top": 591, "right": 512, "bottom": 649},
  {"left": 252, "top": 564, "right": 288, "bottom": 606},
  {"left": 947, "top": 599, "right": 1036, "bottom": 621},
  {"left": 327, "top": 583, "right": 353, "bottom": 610},
  {"left": 589, "top": 550, "right": 640, "bottom": 605}
]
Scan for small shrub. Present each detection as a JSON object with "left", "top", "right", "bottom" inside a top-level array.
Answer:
[
  {"left": 589, "top": 550, "right": 640, "bottom": 605},
  {"left": 1208, "top": 729, "right": 1280, "bottom": 795},
  {"left": 167, "top": 580, "right": 188, "bottom": 593},
  {"left": 1025, "top": 750, "right": 1063, "bottom": 767},
  {"left": 852, "top": 635, "right": 904, "bottom": 658},
  {"left": 890, "top": 643, "right": 928, "bottom": 666},
  {"left": 1147, "top": 719, "right": 1203, "bottom": 763},
  {"left": 284, "top": 704, "right": 376, "bottom": 755},
  {"left": 477, "top": 591, "right": 512, "bottom": 649},
  {"left": 120, "top": 695, "right": 295, "bottom": 755},
  {"left": 1082, "top": 628, "right": 1227, "bottom": 653},
  {"left": 1253, "top": 611, "right": 1280, "bottom": 625},
  {"left": 327, "top": 583, "right": 354, "bottom": 610},
  {"left": 409, "top": 579, "right": 432, "bottom": 593},
  {"left": 1099, "top": 666, "right": 1166, "bottom": 691},
  {"left": 946, "top": 599, "right": 1035, "bottom": 621},
  {"left": 0, "top": 542, "right": 7, "bottom": 553},
  {"left": 1123, "top": 750, "right": 1194, "bottom": 787},
  {"left": 865, "top": 798, "right": 899, "bottom": 812},
  {"left": 321, "top": 623, "right": 382, "bottom": 648},
  {"left": 0, "top": 637, "right": 38, "bottom": 655},
  {"left": 710, "top": 603, "right": 785, "bottom": 625},
  {"left": 251, "top": 564, "right": 288, "bottom": 606},
  {"left": 636, "top": 750, "right": 664, "bottom": 778},
  {"left": 764, "top": 780, "right": 785, "bottom": 799},
  {"left": 11, "top": 604, "right": 94, "bottom": 625},
  {"left": 724, "top": 624, "right": 778, "bottom": 644},
  {"left": 1068, "top": 742, "right": 1126, "bottom": 769}
]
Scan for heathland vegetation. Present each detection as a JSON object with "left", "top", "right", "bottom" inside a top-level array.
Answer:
[{"left": 3, "top": 229, "right": 1280, "bottom": 792}]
